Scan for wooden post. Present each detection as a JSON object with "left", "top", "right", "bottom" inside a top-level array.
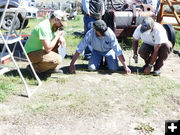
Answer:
[
  {"left": 166, "top": 0, "right": 180, "bottom": 24},
  {"left": 75, "top": 0, "right": 78, "bottom": 12},
  {"left": 157, "top": 0, "right": 164, "bottom": 24}
]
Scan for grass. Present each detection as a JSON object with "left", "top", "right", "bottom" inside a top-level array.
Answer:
[
  {"left": 0, "top": 80, "right": 14, "bottom": 102},
  {"left": 27, "top": 103, "right": 48, "bottom": 114},
  {"left": 135, "top": 122, "right": 154, "bottom": 135},
  {"left": 64, "top": 15, "right": 84, "bottom": 35},
  {"left": 32, "top": 74, "right": 180, "bottom": 118},
  {"left": 0, "top": 11, "right": 180, "bottom": 135},
  {"left": 21, "top": 18, "right": 45, "bottom": 35},
  {"left": 0, "top": 15, "right": 180, "bottom": 106},
  {"left": 175, "top": 31, "right": 180, "bottom": 49}
]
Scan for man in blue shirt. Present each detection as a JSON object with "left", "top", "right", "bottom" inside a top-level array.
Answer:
[{"left": 69, "top": 20, "right": 131, "bottom": 74}]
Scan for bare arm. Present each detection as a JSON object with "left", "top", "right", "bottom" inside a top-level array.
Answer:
[
  {"left": 118, "top": 54, "right": 131, "bottom": 74},
  {"left": 69, "top": 51, "right": 80, "bottom": 73},
  {"left": 42, "top": 30, "right": 64, "bottom": 53}
]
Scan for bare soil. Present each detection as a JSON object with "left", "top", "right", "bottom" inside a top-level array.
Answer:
[{"left": 0, "top": 50, "right": 180, "bottom": 135}]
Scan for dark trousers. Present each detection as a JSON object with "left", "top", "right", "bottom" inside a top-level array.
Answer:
[{"left": 138, "top": 42, "right": 172, "bottom": 70}]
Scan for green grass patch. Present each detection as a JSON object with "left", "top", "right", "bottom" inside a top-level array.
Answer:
[
  {"left": 174, "top": 31, "right": 180, "bottom": 49},
  {"left": 27, "top": 103, "right": 48, "bottom": 114},
  {"left": 64, "top": 15, "right": 84, "bottom": 35},
  {"left": 65, "top": 34, "right": 83, "bottom": 55},
  {"left": 0, "top": 81, "right": 14, "bottom": 102},
  {"left": 135, "top": 122, "right": 154, "bottom": 134}
]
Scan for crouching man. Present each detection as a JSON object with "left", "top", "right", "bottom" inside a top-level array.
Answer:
[
  {"left": 132, "top": 17, "right": 172, "bottom": 76},
  {"left": 69, "top": 20, "right": 131, "bottom": 74},
  {"left": 24, "top": 10, "right": 66, "bottom": 73}
]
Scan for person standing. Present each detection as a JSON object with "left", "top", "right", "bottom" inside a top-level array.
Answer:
[
  {"left": 81, "top": 0, "right": 105, "bottom": 60},
  {"left": 132, "top": 17, "right": 172, "bottom": 75}
]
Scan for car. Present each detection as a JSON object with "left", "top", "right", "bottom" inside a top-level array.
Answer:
[{"left": 0, "top": 0, "right": 38, "bottom": 30}]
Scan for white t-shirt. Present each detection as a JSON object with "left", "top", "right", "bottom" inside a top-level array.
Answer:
[{"left": 133, "top": 22, "right": 169, "bottom": 46}]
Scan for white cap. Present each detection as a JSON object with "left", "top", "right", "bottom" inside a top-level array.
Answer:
[{"left": 53, "top": 10, "right": 67, "bottom": 21}]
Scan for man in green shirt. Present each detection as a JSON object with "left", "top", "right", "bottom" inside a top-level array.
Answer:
[{"left": 25, "top": 10, "right": 66, "bottom": 73}]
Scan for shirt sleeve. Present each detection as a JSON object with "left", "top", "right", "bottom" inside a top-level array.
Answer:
[
  {"left": 110, "top": 31, "right": 122, "bottom": 56},
  {"left": 133, "top": 25, "right": 141, "bottom": 40},
  {"left": 112, "top": 38, "right": 122, "bottom": 56},
  {"left": 38, "top": 26, "right": 51, "bottom": 40},
  {"left": 76, "top": 30, "right": 92, "bottom": 53}
]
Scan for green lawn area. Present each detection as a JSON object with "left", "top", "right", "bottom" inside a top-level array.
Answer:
[
  {"left": 0, "top": 15, "right": 180, "bottom": 135},
  {"left": 1, "top": 15, "right": 180, "bottom": 101}
]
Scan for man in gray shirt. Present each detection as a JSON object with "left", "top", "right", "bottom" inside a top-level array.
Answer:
[{"left": 69, "top": 20, "right": 131, "bottom": 74}]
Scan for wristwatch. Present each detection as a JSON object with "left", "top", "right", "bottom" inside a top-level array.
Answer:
[{"left": 148, "top": 64, "right": 153, "bottom": 68}]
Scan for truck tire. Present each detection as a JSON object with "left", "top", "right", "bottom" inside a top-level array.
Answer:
[
  {"left": 18, "top": 14, "right": 29, "bottom": 29},
  {"left": 22, "top": 19, "right": 29, "bottom": 29},
  {"left": 163, "top": 24, "right": 176, "bottom": 48},
  {"left": 1, "top": 13, "right": 20, "bottom": 30}
]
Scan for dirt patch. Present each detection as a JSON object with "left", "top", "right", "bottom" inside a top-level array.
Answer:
[
  {"left": 162, "top": 51, "right": 180, "bottom": 83},
  {"left": 0, "top": 51, "right": 180, "bottom": 135}
]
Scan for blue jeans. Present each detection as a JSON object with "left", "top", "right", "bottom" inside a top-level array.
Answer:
[
  {"left": 84, "top": 15, "right": 96, "bottom": 33},
  {"left": 88, "top": 49, "right": 119, "bottom": 71},
  {"left": 83, "top": 15, "right": 96, "bottom": 59}
]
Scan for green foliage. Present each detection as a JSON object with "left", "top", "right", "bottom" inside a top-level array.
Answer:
[
  {"left": 135, "top": 123, "right": 154, "bottom": 135},
  {"left": 175, "top": 31, "right": 180, "bottom": 49},
  {"left": 118, "top": 37, "right": 133, "bottom": 50}
]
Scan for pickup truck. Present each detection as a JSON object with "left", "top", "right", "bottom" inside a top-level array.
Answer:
[{"left": 0, "top": 0, "right": 38, "bottom": 30}]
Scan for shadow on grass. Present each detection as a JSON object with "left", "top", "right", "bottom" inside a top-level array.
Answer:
[
  {"left": 65, "top": 54, "right": 73, "bottom": 59},
  {"left": 61, "top": 64, "right": 145, "bottom": 75},
  {"left": 73, "top": 32, "right": 84, "bottom": 38},
  {"left": 4, "top": 68, "right": 51, "bottom": 81},
  {"left": 4, "top": 63, "right": 148, "bottom": 81}
]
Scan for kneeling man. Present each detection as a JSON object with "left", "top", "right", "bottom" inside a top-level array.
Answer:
[{"left": 69, "top": 20, "right": 131, "bottom": 74}]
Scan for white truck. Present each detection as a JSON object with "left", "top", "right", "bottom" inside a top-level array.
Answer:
[{"left": 0, "top": 0, "right": 38, "bottom": 30}]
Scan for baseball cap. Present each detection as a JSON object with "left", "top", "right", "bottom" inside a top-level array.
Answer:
[
  {"left": 93, "top": 20, "right": 107, "bottom": 36},
  {"left": 140, "top": 17, "right": 154, "bottom": 33},
  {"left": 53, "top": 10, "right": 67, "bottom": 26}
]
